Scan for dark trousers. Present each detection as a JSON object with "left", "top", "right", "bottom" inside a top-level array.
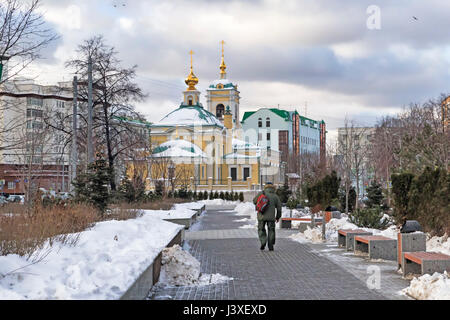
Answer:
[{"left": 258, "top": 220, "right": 276, "bottom": 249}]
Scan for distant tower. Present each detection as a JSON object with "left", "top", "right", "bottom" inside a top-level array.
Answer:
[
  {"left": 182, "top": 50, "right": 201, "bottom": 107},
  {"left": 206, "top": 40, "right": 240, "bottom": 128}
]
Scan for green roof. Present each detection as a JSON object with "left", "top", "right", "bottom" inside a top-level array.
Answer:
[
  {"left": 113, "top": 116, "right": 152, "bottom": 126},
  {"left": 241, "top": 111, "right": 256, "bottom": 122},
  {"left": 241, "top": 108, "right": 325, "bottom": 127}
]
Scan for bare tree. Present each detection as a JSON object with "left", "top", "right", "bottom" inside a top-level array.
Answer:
[
  {"left": 337, "top": 119, "right": 369, "bottom": 212},
  {"left": 64, "top": 35, "right": 146, "bottom": 191},
  {"left": 0, "top": 0, "right": 58, "bottom": 83}
]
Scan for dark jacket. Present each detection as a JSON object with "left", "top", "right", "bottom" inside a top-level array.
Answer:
[{"left": 253, "top": 185, "right": 282, "bottom": 221}]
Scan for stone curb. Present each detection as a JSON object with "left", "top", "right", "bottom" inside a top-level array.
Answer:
[{"left": 120, "top": 228, "right": 184, "bottom": 300}]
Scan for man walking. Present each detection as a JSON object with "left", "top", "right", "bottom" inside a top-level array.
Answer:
[{"left": 253, "top": 182, "right": 282, "bottom": 251}]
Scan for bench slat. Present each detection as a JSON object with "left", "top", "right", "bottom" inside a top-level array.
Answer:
[
  {"left": 338, "top": 229, "right": 369, "bottom": 236},
  {"left": 404, "top": 251, "right": 450, "bottom": 265}
]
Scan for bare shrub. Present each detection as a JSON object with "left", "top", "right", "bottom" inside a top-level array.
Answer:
[{"left": 0, "top": 203, "right": 98, "bottom": 260}]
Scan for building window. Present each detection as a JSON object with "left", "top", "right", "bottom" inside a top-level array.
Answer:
[
  {"left": 201, "top": 166, "right": 205, "bottom": 179},
  {"left": 216, "top": 104, "right": 225, "bottom": 118},
  {"left": 230, "top": 167, "right": 237, "bottom": 181},
  {"left": 56, "top": 100, "right": 65, "bottom": 108},
  {"left": 7, "top": 182, "right": 15, "bottom": 190},
  {"left": 266, "top": 117, "right": 270, "bottom": 127},
  {"left": 27, "top": 97, "right": 43, "bottom": 106},
  {"left": 27, "top": 109, "right": 43, "bottom": 118},
  {"left": 258, "top": 132, "right": 262, "bottom": 141},
  {"left": 243, "top": 167, "right": 250, "bottom": 181},
  {"left": 188, "top": 96, "right": 193, "bottom": 106},
  {"left": 267, "top": 132, "right": 271, "bottom": 140},
  {"left": 258, "top": 118, "right": 262, "bottom": 127}
]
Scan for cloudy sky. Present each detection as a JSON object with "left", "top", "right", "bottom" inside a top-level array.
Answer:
[{"left": 22, "top": 0, "right": 450, "bottom": 144}]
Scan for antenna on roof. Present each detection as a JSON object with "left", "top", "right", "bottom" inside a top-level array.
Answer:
[{"left": 278, "top": 104, "right": 280, "bottom": 109}]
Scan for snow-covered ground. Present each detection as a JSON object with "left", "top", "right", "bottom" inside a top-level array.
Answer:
[
  {"left": 402, "top": 271, "right": 450, "bottom": 300},
  {"left": 159, "top": 245, "right": 232, "bottom": 286},
  {"left": 288, "top": 214, "right": 450, "bottom": 300},
  {"left": 289, "top": 216, "right": 399, "bottom": 244},
  {"left": 0, "top": 215, "right": 183, "bottom": 300},
  {"left": 426, "top": 234, "right": 450, "bottom": 256}
]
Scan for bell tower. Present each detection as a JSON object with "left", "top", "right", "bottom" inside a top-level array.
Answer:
[
  {"left": 206, "top": 41, "right": 240, "bottom": 128},
  {"left": 182, "top": 50, "right": 201, "bottom": 107}
]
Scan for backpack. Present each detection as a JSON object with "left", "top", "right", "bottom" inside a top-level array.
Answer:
[{"left": 255, "top": 191, "right": 270, "bottom": 213}]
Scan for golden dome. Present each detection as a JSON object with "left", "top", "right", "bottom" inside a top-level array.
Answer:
[
  {"left": 185, "top": 50, "right": 198, "bottom": 91},
  {"left": 219, "top": 40, "right": 227, "bottom": 79},
  {"left": 220, "top": 56, "right": 226, "bottom": 75},
  {"left": 185, "top": 67, "right": 198, "bottom": 91}
]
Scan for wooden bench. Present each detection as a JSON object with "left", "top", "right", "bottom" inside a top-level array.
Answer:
[
  {"left": 338, "top": 229, "right": 373, "bottom": 251},
  {"left": 354, "top": 235, "right": 397, "bottom": 260},
  {"left": 402, "top": 251, "right": 450, "bottom": 277},
  {"left": 280, "top": 217, "right": 322, "bottom": 229}
]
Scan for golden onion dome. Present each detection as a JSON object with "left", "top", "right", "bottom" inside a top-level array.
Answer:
[
  {"left": 220, "top": 56, "right": 226, "bottom": 75},
  {"left": 185, "top": 66, "right": 198, "bottom": 91}
]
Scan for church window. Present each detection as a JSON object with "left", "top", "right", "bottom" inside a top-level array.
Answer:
[
  {"left": 258, "top": 118, "right": 262, "bottom": 127},
  {"left": 267, "top": 132, "right": 271, "bottom": 140},
  {"left": 216, "top": 104, "right": 225, "bottom": 118},
  {"left": 266, "top": 117, "right": 270, "bottom": 127},
  {"left": 188, "top": 96, "right": 193, "bottom": 105}
]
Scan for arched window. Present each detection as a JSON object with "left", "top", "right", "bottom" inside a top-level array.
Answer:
[
  {"left": 188, "top": 96, "right": 193, "bottom": 106},
  {"left": 266, "top": 117, "right": 270, "bottom": 127},
  {"left": 258, "top": 118, "right": 262, "bottom": 128},
  {"left": 216, "top": 104, "right": 225, "bottom": 118}
]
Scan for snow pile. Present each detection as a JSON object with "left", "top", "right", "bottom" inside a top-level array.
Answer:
[
  {"left": 324, "top": 218, "right": 358, "bottom": 242},
  {"left": 427, "top": 234, "right": 450, "bottom": 256},
  {"left": 289, "top": 215, "right": 399, "bottom": 245},
  {"left": 159, "top": 245, "right": 201, "bottom": 286},
  {"left": 402, "top": 271, "right": 450, "bottom": 300},
  {"left": 290, "top": 226, "right": 323, "bottom": 243},
  {"left": 0, "top": 215, "right": 183, "bottom": 300},
  {"left": 159, "top": 245, "right": 232, "bottom": 286},
  {"left": 304, "top": 226, "right": 324, "bottom": 243}
]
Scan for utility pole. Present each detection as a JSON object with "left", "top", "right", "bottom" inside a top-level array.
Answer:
[
  {"left": 70, "top": 76, "right": 78, "bottom": 192},
  {"left": 87, "top": 56, "right": 94, "bottom": 164}
]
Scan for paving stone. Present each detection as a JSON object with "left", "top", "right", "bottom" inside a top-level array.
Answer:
[{"left": 148, "top": 209, "right": 389, "bottom": 300}]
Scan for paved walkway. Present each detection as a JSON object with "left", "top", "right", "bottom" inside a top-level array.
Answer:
[{"left": 149, "top": 207, "right": 408, "bottom": 300}]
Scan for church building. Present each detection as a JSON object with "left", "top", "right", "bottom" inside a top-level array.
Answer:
[{"left": 145, "top": 44, "right": 281, "bottom": 192}]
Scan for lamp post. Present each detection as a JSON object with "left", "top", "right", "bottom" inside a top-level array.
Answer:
[{"left": 168, "top": 163, "right": 175, "bottom": 193}]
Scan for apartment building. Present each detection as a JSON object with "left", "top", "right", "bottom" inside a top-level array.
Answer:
[{"left": 0, "top": 78, "right": 73, "bottom": 195}]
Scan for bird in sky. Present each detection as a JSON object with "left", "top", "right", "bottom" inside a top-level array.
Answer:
[{"left": 412, "top": 16, "right": 419, "bottom": 20}]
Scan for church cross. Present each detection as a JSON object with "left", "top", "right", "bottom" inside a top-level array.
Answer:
[
  {"left": 220, "top": 40, "right": 225, "bottom": 56},
  {"left": 189, "top": 50, "right": 194, "bottom": 68}
]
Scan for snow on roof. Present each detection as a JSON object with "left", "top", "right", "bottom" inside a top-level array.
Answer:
[
  {"left": 155, "top": 105, "right": 224, "bottom": 128},
  {"left": 223, "top": 152, "right": 260, "bottom": 159},
  {"left": 232, "top": 138, "right": 260, "bottom": 150},
  {"left": 208, "top": 79, "right": 235, "bottom": 89},
  {"left": 152, "top": 139, "right": 206, "bottom": 158}
]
